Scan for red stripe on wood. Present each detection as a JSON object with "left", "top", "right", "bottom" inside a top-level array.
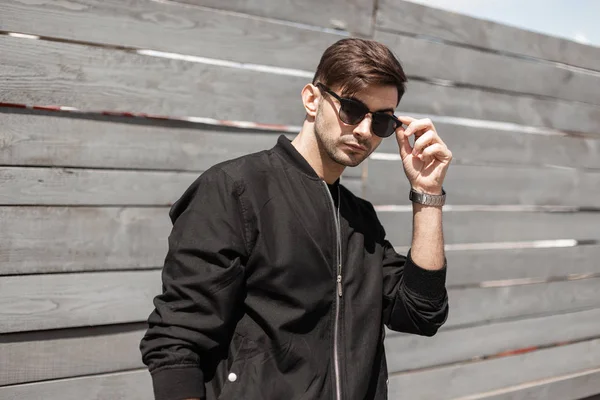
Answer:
[
  {"left": 0, "top": 102, "right": 27, "bottom": 109},
  {"left": 0, "top": 102, "right": 296, "bottom": 131}
]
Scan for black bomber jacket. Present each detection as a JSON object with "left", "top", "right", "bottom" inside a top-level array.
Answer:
[{"left": 140, "top": 135, "right": 449, "bottom": 400}]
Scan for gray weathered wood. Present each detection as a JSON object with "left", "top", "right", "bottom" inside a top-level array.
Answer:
[
  {"left": 0, "top": 0, "right": 342, "bottom": 71},
  {"left": 0, "top": 167, "right": 198, "bottom": 205},
  {"left": 0, "top": 112, "right": 290, "bottom": 171},
  {"left": 5, "top": 1, "right": 599, "bottom": 109},
  {"left": 0, "top": 112, "right": 362, "bottom": 177},
  {"left": 376, "top": 30, "right": 600, "bottom": 106},
  {"left": 3, "top": 36, "right": 600, "bottom": 134},
  {"left": 0, "top": 270, "right": 160, "bottom": 333},
  {"left": 365, "top": 160, "right": 600, "bottom": 207},
  {"left": 177, "top": 0, "right": 376, "bottom": 35},
  {"left": 470, "top": 367, "right": 600, "bottom": 400},
  {"left": 0, "top": 207, "right": 169, "bottom": 275},
  {"left": 446, "top": 277, "right": 600, "bottom": 329},
  {"left": 375, "top": 120, "right": 600, "bottom": 170},
  {"left": 400, "top": 80, "right": 600, "bottom": 135},
  {"left": 2, "top": 267, "right": 599, "bottom": 334},
  {"left": 0, "top": 369, "right": 152, "bottom": 400},
  {"left": 376, "top": 0, "right": 600, "bottom": 72},
  {"left": 0, "top": 162, "right": 357, "bottom": 275},
  {"left": 0, "top": 167, "right": 361, "bottom": 206},
  {"left": 0, "top": 36, "right": 306, "bottom": 126},
  {"left": 388, "top": 338, "right": 600, "bottom": 399},
  {"left": 5, "top": 206, "right": 597, "bottom": 282},
  {"left": 444, "top": 245, "right": 600, "bottom": 287},
  {"left": 385, "top": 307, "right": 600, "bottom": 373},
  {"left": 378, "top": 210, "right": 600, "bottom": 246},
  {"left": 0, "top": 325, "right": 146, "bottom": 385}
]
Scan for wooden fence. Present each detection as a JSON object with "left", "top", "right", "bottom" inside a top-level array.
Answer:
[{"left": 1, "top": 0, "right": 599, "bottom": 399}]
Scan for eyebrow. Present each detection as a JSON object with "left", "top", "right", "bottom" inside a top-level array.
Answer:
[{"left": 348, "top": 96, "right": 396, "bottom": 114}]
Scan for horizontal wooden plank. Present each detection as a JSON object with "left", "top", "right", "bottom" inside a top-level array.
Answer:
[
  {"left": 0, "top": 166, "right": 361, "bottom": 206},
  {"left": 389, "top": 338, "right": 600, "bottom": 400},
  {"left": 379, "top": 210, "right": 600, "bottom": 246},
  {"left": 0, "top": 369, "right": 152, "bottom": 400},
  {"left": 444, "top": 245, "right": 600, "bottom": 287},
  {"left": 3, "top": 36, "right": 600, "bottom": 134},
  {"left": 401, "top": 80, "right": 600, "bottom": 135},
  {"left": 0, "top": 112, "right": 362, "bottom": 177},
  {"left": 458, "top": 367, "right": 600, "bottom": 400},
  {"left": 4, "top": 261, "right": 600, "bottom": 334},
  {"left": 0, "top": 166, "right": 361, "bottom": 275},
  {"left": 0, "top": 111, "right": 289, "bottom": 170},
  {"left": 385, "top": 307, "right": 600, "bottom": 373},
  {"left": 0, "top": 35, "right": 306, "bottom": 125},
  {"left": 376, "top": 31, "right": 600, "bottom": 106},
  {"left": 0, "top": 270, "right": 160, "bottom": 333},
  {"left": 0, "top": 325, "right": 145, "bottom": 385},
  {"left": 6, "top": 0, "right": 599, "bottom": 113},
  {"left": 365, "top": 160, "right": 600, "bottom": 207},
  {"left": 376, "top": 0, "right": 600, "bottom": 72},
  {"left": 0, "top": 167, "right": 198, "bottom": 206},
  {"left": 375, "top": 120, "right": 600, "bottom": 170},
  {"left": 11, "top": 367, "right": 598, "bottom": 400},
  {"left": 0, "top": 0, "right": 341, "bottom": 71},
  {"left": 177, "top": 0, "right": 375, "bottom": 35},
  {"left": 446, "top": 277, "right": 600, "bottom": 329},
  {"left": 0, "top": 207, "right": 169, "bottom": 275}
]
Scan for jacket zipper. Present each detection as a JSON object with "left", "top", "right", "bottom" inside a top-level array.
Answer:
[{"left": 322, "top": 180, "right": 343, "bottom": 400}]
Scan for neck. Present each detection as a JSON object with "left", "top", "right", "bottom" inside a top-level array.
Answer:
[{"left": 291, "top": 121, "right": 345, "bottom": 184}]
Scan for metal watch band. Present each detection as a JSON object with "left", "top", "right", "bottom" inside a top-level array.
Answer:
[{"left": 409, "top": 188, "right": 446, "bottom": 206}]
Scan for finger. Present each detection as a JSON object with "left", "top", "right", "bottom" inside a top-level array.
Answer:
[
  {"left": 396, "top": 115, "right": 417, "bottom": 126},
  {"left": 402, "top": 118, "right": 436, "bottom": 139},
  {"left": 395, "top": 126, "right": 412, "bottom": 159},
  {"left": 412, "top": 129, "right": 437, "bottom": 155},
  {"left": 420, "top": 142, "right": 453, "bottom": 162}
]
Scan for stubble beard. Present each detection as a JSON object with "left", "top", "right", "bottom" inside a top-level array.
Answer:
[{"left": 314, "top": 109, "right": 370, "bottom": 168}]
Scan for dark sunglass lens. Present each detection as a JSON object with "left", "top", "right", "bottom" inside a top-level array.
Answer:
[
  {"left": 372, "top": 114, "right": 398, "bottom": 137},
  {"left": 339, "top": 99, "right": 367, "bottom": 125}
]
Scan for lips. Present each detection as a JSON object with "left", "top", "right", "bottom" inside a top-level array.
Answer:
[{"left": 345, "top": 143, "right": 368, "bottom": 152}]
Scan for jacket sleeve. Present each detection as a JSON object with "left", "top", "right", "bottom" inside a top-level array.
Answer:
[
  {"left": 139, "top": 167, "right": 251, "bottom": 400},
  {"left": 378, "top": 219, "right": 449, "bottom": 336}
]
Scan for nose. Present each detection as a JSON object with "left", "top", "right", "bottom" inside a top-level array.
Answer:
[{"left": 353, "top": 113, "right": 373, "bottom": 138}]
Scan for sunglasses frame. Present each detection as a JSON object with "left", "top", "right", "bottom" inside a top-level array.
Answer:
[{"left": 316, "top": 83, "right": 401, "bottom": 138}]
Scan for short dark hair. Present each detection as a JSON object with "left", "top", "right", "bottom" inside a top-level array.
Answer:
[{"left": 312, "top": 38, "right": 407, "bottom": 105}]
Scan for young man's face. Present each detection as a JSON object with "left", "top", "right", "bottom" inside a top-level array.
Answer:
[{"left": 314, "top": 83, "right": 398, "bottom": 168}]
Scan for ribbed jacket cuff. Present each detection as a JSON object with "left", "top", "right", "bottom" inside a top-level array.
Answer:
[
  {"left": 404, "top": 249, "right": 447, "bottom": 299},
  {"left": 151, "top": 365, "right": 205, "bottom": 400}
]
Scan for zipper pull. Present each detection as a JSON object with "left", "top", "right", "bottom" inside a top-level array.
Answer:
[{"left": 337, "top": 274, "right": 343, "bottom": 297}]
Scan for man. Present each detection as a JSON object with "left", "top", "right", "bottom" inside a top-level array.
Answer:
[{"left": 140, "top": 38, "right": 452, "bottom": 400}]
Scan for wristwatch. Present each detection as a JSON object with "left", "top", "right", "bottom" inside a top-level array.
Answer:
[{"left": 409, "top": 187, "right": 446, "bottom": 206}]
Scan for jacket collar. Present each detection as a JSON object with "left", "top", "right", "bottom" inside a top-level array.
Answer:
[
  {"left": 273, "top": 135, "right": 320, "bottom": 179},
  {"left": 273, "top": 135, "right": 341, "bottom": 186}
]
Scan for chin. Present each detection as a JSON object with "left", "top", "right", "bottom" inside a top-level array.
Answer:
[{"left": 334, "top": 151, "right": 365, "bottom": 168}]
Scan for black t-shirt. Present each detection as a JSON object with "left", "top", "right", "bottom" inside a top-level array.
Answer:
[{"left": 327, "top": 180, "right": 340, "bottom": 208}]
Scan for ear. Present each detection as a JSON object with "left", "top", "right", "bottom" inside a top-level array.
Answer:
[{"left": 301, "top": 83, "right": 320, "bottom": 117}]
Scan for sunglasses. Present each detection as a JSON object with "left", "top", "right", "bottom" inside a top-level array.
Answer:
[{"left": 316, "top": 83, "right": 402, "bottom": 138}]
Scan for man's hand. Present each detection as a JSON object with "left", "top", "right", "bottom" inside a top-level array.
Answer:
[{"left": 395, "top": 116, "right": 452, "bottom": 194}]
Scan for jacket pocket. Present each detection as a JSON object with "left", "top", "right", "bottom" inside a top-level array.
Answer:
[{"left": 218, "top": 336, "right": 315, "bottom": 400}]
